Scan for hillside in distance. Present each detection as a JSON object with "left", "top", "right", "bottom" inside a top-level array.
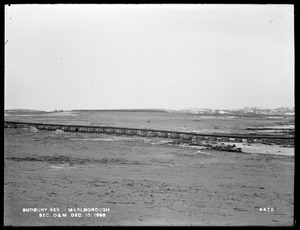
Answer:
[
  {"left": 166, "top": 107, "right": 294, "bottom": 116},
  {"left": 4, "top": 109, "right": 48, "bottom": 114},
  {"left": 5, "top": 107, "right": 295, "bottom": 117}
]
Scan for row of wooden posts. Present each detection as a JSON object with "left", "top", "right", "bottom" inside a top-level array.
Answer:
[{"left": 4, "top": 121, "right": 292, "bottom": 144}]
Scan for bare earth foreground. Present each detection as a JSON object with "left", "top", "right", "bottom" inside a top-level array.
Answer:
[{"left": 4, "top": 127, "right": 294, "bottom": 226}]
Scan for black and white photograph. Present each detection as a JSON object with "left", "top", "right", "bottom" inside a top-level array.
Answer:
[{"left": 4, "top": 4, "right": 294, "bottom": 226}]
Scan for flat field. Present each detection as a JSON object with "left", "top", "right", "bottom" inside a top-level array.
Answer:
[
  {"left": 4, "top": 110, "right": 295, "bottom": 136},
  {"left": 4, "top": 111, "right": 294, "bottom": 226}
]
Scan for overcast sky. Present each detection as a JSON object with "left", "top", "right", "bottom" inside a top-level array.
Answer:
[{"left": 5, "top": 4, "right": 294, "bottom": 111}]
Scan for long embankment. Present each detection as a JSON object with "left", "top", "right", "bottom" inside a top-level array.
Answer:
[{"left": 4, "top": 121, "right": 294, "bottom": 146}]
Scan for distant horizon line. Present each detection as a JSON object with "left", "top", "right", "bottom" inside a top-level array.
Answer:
[{"left": 4, "top": 106, "right": 294, "bottom": 112}]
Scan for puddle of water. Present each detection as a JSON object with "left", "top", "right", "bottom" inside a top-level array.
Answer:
[
  {"left": 231, "top": 142, "right": 294, "bottom": 156},
  {"left": 49, "top": 164, "right": 75, "bottom": 170}
]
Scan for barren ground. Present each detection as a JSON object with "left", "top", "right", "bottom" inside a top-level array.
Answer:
[
  {"left": 4, "top": 110, "right": 294, "bottom": 136},
  {"left": 4, "top": 128, "right": 294, "bottom": 226}
]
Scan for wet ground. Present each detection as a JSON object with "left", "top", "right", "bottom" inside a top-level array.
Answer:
[{"left": 4, "top": 128, "right": 294, "bottom": 226}]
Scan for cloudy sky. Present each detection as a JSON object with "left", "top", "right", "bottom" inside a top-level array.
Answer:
[{"left": 5, "top": 4, "right": 294, "bottom": 111}]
